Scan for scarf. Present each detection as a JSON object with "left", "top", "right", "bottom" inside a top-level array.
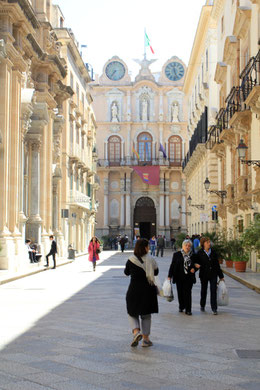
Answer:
[
  {"left": 128, "top": 254, "right": 158, "bottom": 285},
  {"left": 181, "top": 249, "right": 192, "bottom": 274}
]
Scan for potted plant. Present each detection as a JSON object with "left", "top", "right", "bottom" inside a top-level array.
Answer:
[
  {"left": 242, "top": 214, "right": 260, "bottom": 263},
  {"left": 229, "top": 238, "right": 249, "bottom": 272}
]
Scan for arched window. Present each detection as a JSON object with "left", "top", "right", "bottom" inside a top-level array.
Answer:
[
  {"left": 168, "top": 136, "right": 182, "bottom": 166},
  {"left": 108, "top": 136, "right": 121, "bottom": 166},
  {"left": 137, "top": 132, "right": 152, "bottom": 163}
]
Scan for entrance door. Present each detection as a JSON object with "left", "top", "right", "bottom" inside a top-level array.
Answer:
[{"left": 134, "top": 197, "right": 156, "bottom": 239}]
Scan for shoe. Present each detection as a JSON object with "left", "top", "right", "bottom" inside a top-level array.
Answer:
[
  {"left": 179, "top": 309, "right": 184, "bottom": 313},
  {"left": 52, "top": 267, "right": 56, "bottom": 269},
  {"left": 142, "top": 339, "right": 153, "bottom": 347},
  {"left": 213, "top": 311, "right": 218, "bottom": 315},
  {"left": 185, "top": 311, "right": 192, "bottom": 315},
  {"left": 44, "top": 264, "right": 48, "bottom": 267},
  {"left": 131, "top": 332, "right": 142, "bottom": 347},
  {"left": 200, "top": 307, "right": 205, "bottom": 312}
]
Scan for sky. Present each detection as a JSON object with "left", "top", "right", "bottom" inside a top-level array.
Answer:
[{"left": 54, "top": 0, "right": 206, "bottom": 79}]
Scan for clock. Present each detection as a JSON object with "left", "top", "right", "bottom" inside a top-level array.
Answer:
[
  {"left": 105, "top": 61, "right": 125, "bottom": 81},
  {"left": 165, "top": 61, "right": 185, "bottom": 81}
]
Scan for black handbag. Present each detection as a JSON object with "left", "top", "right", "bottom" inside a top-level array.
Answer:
[{"left": 96, "top": 248, "right": 101, "bottom": 254}]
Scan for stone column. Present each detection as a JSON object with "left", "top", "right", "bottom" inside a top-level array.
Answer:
[
  {"left": 125, "top": 173, "right": 131, "bottom": 228},
  {"left": 26, "top": 138, "right": 42, "bottom": 244},
  {"left": 52, "top": 183, "right": 58, "bottom": 232},
  {"left": 120, "top": 195, "right": 125, "bottom": 227},
  {"left": 159, "top": 173, "right": 165, "bottom": 230},
  {"left": 104, "top": 177, "right": 109, "bottom": 228}
]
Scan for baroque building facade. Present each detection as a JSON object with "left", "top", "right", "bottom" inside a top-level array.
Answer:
[
  {"left": 183, "top": 0, "right": 260, "bottom": 271},
  {"left": 92, "top": 56, "right": 189, "bottom": 242},
  {"left": 0, "top": 0, "right": 97, "bottom": 271}
]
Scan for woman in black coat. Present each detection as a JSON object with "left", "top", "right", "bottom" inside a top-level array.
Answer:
[
  {"left": 195, "top": 236, "right": 224, "bottom": 315},
  {"left": 124, "top": 238, "right": 159, "bottom": 348},
  {"left": 168, "top": 239, "right": 196, "bottom": 315}
]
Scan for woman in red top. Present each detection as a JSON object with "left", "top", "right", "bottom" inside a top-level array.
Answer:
[{"left": 88, "top": 237, "right": 100, "bottom": 271}]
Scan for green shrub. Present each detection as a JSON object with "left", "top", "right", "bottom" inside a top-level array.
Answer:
[
  {"left": 175, "top": 233, "right": 187, "bottom": 249},
  {"left": 242, "top": 214, "right": 260, "bottom": 257}
]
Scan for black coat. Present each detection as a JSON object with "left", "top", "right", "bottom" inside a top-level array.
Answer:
[
  {"left": 196, "top": 248, "right": 224, "bottom": 280},
  {"left": 168, "top": 251, "right": 197, "bottom": 284},
  {"left": 50, "top": 240, "right": 57, "bottom": 254},
  {"left": 124, "top": 260, "right": 159, "bottom": 317}
]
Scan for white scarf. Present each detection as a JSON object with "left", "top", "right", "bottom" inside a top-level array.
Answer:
[{"left": 128, "top": 254, "right": 158, "bottom": 285}]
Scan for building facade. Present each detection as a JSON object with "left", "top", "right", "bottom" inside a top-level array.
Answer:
[
  {"left": 92, "top": 56, "right": 189, "bottom": 242},
  {"left": 0, "top": 0, "right": 97, "bottom": 271},
  {"left": 183, "top": 0, "right": 219, "bottom": 235},
  {"left": 183, "top": 0, "right": 260, "bottom": 271}
]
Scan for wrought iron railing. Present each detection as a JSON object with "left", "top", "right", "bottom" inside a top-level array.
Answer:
[{"left": 97, "top": 157, "right": 183, "bottom": 167}]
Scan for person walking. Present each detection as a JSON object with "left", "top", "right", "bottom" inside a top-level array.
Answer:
[
  {"left": 149, "top": 236, "right": 156, "bottom": 256},
  {"left": 193, "top": 235, "right": 200, "bottom": 254},
  {"left": 156, "top": 235, "right": 165, "bottom": 257},
  {"left": 168, "top": 239, "right": 197, "bottom": 315},
  {"left": 120, "top": 235, "right": 126, "bottom": 253},
  {"left": 195, "top": 236, "right": 224, "bottom": 315},
  {"left": 124, "top": 238, "right": 159, "bottom": 348},
  {"left": 88, "top": 237, "right": 100, "bottom": 271},
  {"left": 45, "top": 235, "right": 57, "bottom": 269}
]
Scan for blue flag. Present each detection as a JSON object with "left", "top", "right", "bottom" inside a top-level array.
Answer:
[{"left": 159, "top": 143, "right": 167, "bottom": 159}]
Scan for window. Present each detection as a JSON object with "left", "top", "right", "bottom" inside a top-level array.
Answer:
[
  {"left": 108, "top": 135, "right": 121, "bottom": 165},
  {"left": 76, "top": 83, "right": 79, "bottom": 106},
  {"left": 168, "top": 136, "right": 182, "bottom": 166},
  {"left": 137, "top": 132, "right": 152, "bottom": 162},
  {"left": 70, "top": 173, "right": 73, "bottom": 190},
  {"left": 70, "top": 72, "right": 73, "bottom": 89}
]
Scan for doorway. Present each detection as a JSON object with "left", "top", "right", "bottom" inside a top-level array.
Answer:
[{"left": 134, "top": 197, "right": 156, "bottom": 239}]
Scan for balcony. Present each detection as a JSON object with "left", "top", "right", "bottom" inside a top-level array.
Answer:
[
  {"left": 69, "top": 190, "right": 91, "bottom": 210},
  {"left": 69, "top": 143, "right": 81, "bottom": 161},
  {"left": 243, "top": 50, "right": 260, "bottom": 114},
  {"left": 236, "top": 176, "right": 251, "bottom": 211},
  {"left": 98, "top": 157, "right": 183, "bottom": 168},
  {"left": 182, "top": 108, "right": 208, "bottom": 171}
]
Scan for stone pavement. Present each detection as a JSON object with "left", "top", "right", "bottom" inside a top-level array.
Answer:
[{"left": 0, "top": 250, "right": 260, "bottom": 390}]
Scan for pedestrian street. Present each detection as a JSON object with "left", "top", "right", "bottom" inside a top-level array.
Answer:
[{"left": 0, "top": 250, "right": 259, "bottom": 390}]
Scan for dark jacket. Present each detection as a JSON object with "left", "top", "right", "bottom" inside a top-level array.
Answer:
[
  {"left": 168, "top": 251, "right": 197, "bottom": 284},
  {"left": 157, "top": 237, "right": 165, "bottom": 247},
  {"left": 124, "top": 259, "right": 159, "bottom": 317},
  {"left": 196, "top": 248, "right": 224, "bottom": 280},
  {"left": 50, "top": 240, "right": 57, "bottom": 254}
]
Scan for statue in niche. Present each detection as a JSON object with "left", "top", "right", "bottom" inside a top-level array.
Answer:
[
  {"left": 111, "top": 101, "right": 119, "bottom": 122},
  {"left": 171, "top": 102, "right": 179, "bottom": 122},
  {"left": 141, "top": 99, "right": 148, "bottom": 121}
]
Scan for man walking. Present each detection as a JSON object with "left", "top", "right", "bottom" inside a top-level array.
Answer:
[
  {"left": 45, "top": 235, "right": 57, "bottom": 269},
  {"left": 156, "top": 235, "right": 165, "bottom": 257}
]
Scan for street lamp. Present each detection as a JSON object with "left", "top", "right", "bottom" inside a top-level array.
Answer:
[
  {"left": 187, "top": 196, "right": 205, "bottom": 210},
  {"left": 178, "top": 205, "right": 191, "bottom": 216},
  {"left": 236, "top": 139, "right": 260, "bottom": 167},
  {"left": 203, "top": 177, "right": 227, "bottom": 203}
]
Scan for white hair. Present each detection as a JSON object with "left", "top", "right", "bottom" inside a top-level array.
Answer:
[{"left": 182, "top": 239, "right": 192, "bottom": 246}]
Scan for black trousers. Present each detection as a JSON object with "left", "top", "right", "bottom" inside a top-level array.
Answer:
[
  {"left": 46, "top": 252, "right": 56, "bottom": 268},
  {"left": 200, "top": 276, "right": 218, "bottom": 311},
  {"left": 176, "top": 279, "right": 193, "bottom": 313},
  {"left": 156, "top": 246, "right": 164, "bottom": 257}
]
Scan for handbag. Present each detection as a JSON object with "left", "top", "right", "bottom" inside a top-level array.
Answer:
[{"left": 96, "top": 248, "right": 101, "bottom": 254}]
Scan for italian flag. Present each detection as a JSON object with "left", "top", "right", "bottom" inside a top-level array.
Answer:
[{"left": 145, "top": 32, "right": 154, "bottom": 54}]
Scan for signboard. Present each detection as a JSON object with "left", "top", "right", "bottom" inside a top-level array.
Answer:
[{"left": 200, "top": 213, "right": 209, "bottom": 222}]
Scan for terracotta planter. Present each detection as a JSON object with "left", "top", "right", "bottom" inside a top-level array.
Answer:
[
  {"left": 225, "top": 260, "right": 233, "bottom": 268},
  {"left": 234, "top": 261, "right": 247, "bottom": 272}
]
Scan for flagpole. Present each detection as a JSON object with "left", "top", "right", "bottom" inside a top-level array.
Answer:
[{"left": 144, "top": 27, "right": 146, "bottom": 59}]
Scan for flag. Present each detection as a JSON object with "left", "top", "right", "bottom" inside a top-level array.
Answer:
[
  {"left": 132, "top": 166, "right": 160, "bottom": 185},
  {"left": 145, "top": 32, "right": 154, "bottom": 54},
  {"left": 159, "top": 143, "right": 167, "bottom": 159},
  {"left": 132, "top": 147, "right": 140, "bottom": 160}
]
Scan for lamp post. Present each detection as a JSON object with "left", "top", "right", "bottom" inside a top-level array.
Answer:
[
  {"left": 203, "top": 177, "right": 227, "bottom": 203},
  {"left": 187, "top": 196, "right": 205, "bottom": 210},
  {"left": 236, "top": 139, "right": 260, "bottom": 167}
]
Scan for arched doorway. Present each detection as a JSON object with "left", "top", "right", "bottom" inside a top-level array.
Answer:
[{"left": 134, "top": 197, "right": 156, "bottom": 239}]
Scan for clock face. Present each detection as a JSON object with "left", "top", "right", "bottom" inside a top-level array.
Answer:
[
  {"left": 105, "top": 61, "right": 125, "bottom": 81},
  {"left": 165, "top": 62, "right": 185, "bottom": 81}
]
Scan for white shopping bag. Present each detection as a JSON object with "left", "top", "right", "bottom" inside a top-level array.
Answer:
[
  {"left": 217, "top": 280, "right": 229, "bottom": 306},
  {"left": 154, "top": 275, "right": 164, "bottom": 297},
  {"left": 162, "top": 279, "right": 174, "bottom": 302}
]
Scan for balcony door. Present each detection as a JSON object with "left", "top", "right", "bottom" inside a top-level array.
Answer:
[{"left": 108, "top": 135, "right": 121, "bottom": 166}]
